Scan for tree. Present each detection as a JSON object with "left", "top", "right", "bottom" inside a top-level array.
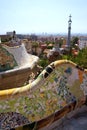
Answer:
[
  {"left": 32, "top": 42, "right": 38, "bottom": 55},
  {"left": 71, "top": 37, "right": 79, "bottom": 48},
  {"left": 58, "top": 39, "right": 63, "bottom": 48},
  {"left": 69, "top": 47, "right": 87, "bottom": 69},
  {"left": 38, "top": 58, "right": 49, "bottom": 68},
  {"left": 62, "top": 47, "right": 87, "bottom": 69}
]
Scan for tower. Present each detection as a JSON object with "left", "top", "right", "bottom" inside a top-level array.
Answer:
[{"left": 67, "top": 15, "right": 72, "bottom": 49}]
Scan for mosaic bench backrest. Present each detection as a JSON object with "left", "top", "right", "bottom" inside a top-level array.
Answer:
[{"left": 0, "top": 60, "right": 87, "bottom": 130}]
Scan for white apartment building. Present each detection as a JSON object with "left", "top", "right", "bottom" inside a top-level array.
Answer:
[{"left": 79, "top": 37, "right": 87, "bottom": 49}]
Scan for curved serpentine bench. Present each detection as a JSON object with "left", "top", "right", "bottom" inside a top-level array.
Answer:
[{"left": 0, "top": 60, "right": 87, "bottom": 130}]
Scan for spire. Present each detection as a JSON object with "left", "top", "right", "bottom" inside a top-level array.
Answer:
[
  {"left": 67, "top": 15, "right": 72, "bottom": 49},
  {"left": 68, "top": 14, "right": 72, "bottom": 23}
]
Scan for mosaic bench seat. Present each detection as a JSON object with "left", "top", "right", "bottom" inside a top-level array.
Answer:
[{"left": 0, "top": 60, "right": 87, "bottom": 130}]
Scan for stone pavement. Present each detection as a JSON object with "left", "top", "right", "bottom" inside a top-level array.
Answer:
[{"left": 41, "top": 105, "right": 87, "bottom": 130}]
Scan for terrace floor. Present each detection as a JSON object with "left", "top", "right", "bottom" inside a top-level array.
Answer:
[{"left": 41, "top": 105, "right": 87, "bottom": 130}]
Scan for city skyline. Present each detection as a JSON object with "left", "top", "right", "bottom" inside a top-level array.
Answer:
[{"left": 0, "top": 0, "right": 87, "bottom": 34}]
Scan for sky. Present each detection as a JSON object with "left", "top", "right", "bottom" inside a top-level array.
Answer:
[{"left": 0, "top": 0, "right": 87, "bottom": 34}]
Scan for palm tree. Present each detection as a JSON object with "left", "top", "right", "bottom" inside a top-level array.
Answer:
[{"left": 32, "top": 42, "right": 38, "bottom": 55}]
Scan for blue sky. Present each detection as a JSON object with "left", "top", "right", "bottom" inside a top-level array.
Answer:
[{"left": 0, "top": 0, "right": 87, "bottom": 34}]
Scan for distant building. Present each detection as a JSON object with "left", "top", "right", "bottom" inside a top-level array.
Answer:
[
  {"left": 79, "top": 37, "right": 87, "bottom": 49},
  {"left": 0, "top": 35, "right": 10, "bottom": 42},
  {"left": 6, "top": 32, "right": 13, "bottom": 36}
]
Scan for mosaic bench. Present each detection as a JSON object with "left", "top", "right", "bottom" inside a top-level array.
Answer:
[
  {"left": 0, "top": 43, "right": 39, "bottom": 90},
  {"left": 0, "top": 60, "right": 87, "bottom": 130}
]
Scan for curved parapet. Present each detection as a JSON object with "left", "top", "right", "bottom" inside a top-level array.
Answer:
[
  {"left": 2, "top": 43, "right": 39, "bottom": 68},
  {"left": 0, "top": 60, "right": 87, "bottom": 129},
  {"left": 0, "top": 43, "right": 39, "bottom": 90}
]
